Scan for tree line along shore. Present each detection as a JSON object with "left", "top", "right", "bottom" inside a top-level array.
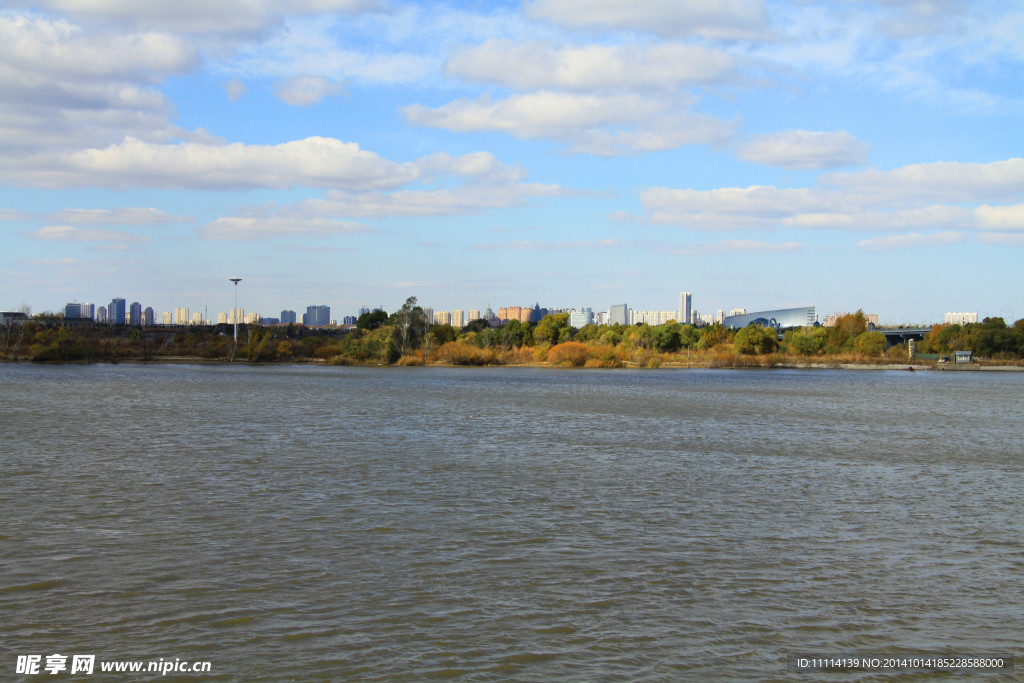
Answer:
[{"left": 4, "top": 304, "right": 1023, "bottom": 369}]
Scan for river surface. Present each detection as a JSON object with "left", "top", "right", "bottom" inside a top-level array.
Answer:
[{"left": 2, "top": 364, "right": 1022, "bottom": 681}]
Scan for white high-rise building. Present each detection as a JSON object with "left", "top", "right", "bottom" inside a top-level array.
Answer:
[
  {"left": 609, "top": 303, "right": 628, "bottom": 326},
  {"left": 191, "top": 312, "right": 203, "bottom": 325},
  {"left": 451, "top": 310, "right": 464, "bottom": 328},
  {"left": 569, "top": 308, "right": 594, "bottom": 329},
  {"left": 174, "top": 307, "right": 189, "bottom": 325},
  {"left": 945, "top": 312, "right": 978, "bottom": 325},
  {"left": 434, "top": 310, "right": 452, "bottom": 325},
  {"left": 678, "top": 292, "right": 692, "bottom": 326},
  {"left": 161, "top": 311, "right": 172, "bottom": 324}
]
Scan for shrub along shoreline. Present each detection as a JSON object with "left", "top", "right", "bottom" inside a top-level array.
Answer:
[{"left": 5, "top": 309, "right": 1022, "bottom": 368}]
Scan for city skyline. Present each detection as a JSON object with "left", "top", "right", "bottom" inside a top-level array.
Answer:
[
  {"left": 1, "top": 2, "right": 1022, "bottom": 325},
  {"left": 22, "top": 287, "right": 998, "bottom": 329}
]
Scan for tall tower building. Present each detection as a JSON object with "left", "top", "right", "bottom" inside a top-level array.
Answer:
[
  {"left": 108, "top": 298, "right": 126, "bottom": 326},
  {"left": 303, "top": 305, "right": 330, "bottom": 327},
  {"left": 129, "top": 302, "right": 143, "bottom": 326},
  {"left": 609, "top": 303, "right": 628, "bottom": 326},
  {"left": 679, "top": 292, "right": 692, "bottom": 325},
  {"left": 451, "top": 310, "right": 464, "bottom": 328}
]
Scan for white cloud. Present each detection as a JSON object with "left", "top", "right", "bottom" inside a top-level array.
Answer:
[
  {"left": 823, "top": 158, "right": 1024, "bottom": 205},
  {"left": 300, "top": 183, "right": 568, "bottom": 219},
  {"left": 632, "top": 159, "right": 1024, "bottom": 231},
  {"left": 977, "top": 232, "right": 1024, "bottom": 246},
  {"left": 736, "top": 130, "right": 870, "bottom": 169},
  {"left": 636, "top": 186, "right": 833, "bottom": 229},
  {"left": 973, "top": 204, "right": 1024, "bottom": 231},
  {"left": 201, "top": 216, "right": 370, "bottom": 240},
  {"left": 666, "top": 240, "right": 804, "bottom": 255},
  {"left": 224, "top": 79, "right": 248, "bottom": 101},
  {"left": 445, "top": 40, "right": 739, "bottom": 90},
  {"left": 30, "top": 225, "right": 150, "bottom": 242},
  {"left": 0, "top": 209, "right": 34, "bottom": 221},
  {"left": 857, "top": 231, "right": 964, "bottom": 251},
  {"left": 782, "top": 205, "right": 972, "bottom": 231},
  {"left": 4, "top": 136, "right": 418, "bottom": 190},
  {"left": 15, "top": 0, "right": 382, "bottom": 37},
  {"left": 472, "top": 238, "right": 631, "bottom": 251},
  {"left": 404, "top": 91, "right": 733, "bottom": 155},
  {"left": 0, "top": 14, "right": 199, "bottom": 151},
  {"left": 414, "top": 152, "right": 527, "bottom": 184},
  {"left": 47, "top": 208, "right": 193, "bottom": 225},
  {"left": 273, "top": 75, "right": 346, "bottom": 106},
  {"left": 524, "top": 0, "right": 772, "bottom": 41}
]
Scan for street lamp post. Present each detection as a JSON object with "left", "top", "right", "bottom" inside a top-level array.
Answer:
[{"left": 230, "top": 278, "right": 242, "bottom": 346}]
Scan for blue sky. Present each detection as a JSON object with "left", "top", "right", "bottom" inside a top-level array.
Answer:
[{"left": 2, "top": 0, "right": 1022, "bottom": 325}]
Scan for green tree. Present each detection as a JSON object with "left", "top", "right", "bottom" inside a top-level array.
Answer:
[
  {"left": 734, "top": 324, "right": 778, "bottom": 355},
  {"left": 698, "top": 323, "right": 732, "bottom": 350},
  {"left": 430, "top": 324, "right": 458, "bottom": 347},
  {"left": 827, "top": 311, "right": 868, "bottom": 351},
  {"left": 852, "top": 330, "right": 886, "bottom": 356},
  {"left": 534, "top": 313, "right": 570, "bottom": 345},
  {"left": 357, "top": 310, "right": 387, "bottom": 331},
  {"left": 628, "top": 324, "right": 654, "bottom": 351},
  {"left": 389, "top": 296, "right": 428, "bottom": 356},
  {"left": 652, "top": 325, "right": 681, "bottom": 353}
]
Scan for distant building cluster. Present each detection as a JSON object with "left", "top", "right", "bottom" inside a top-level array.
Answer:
[
  {"left": 41, "top": 291, "right": 818, "bottom": 332},
  {"left": 823, "top": 311, "right": 879, "bottom": 327},
  {"left": 945, "top": 312, "right": 978, "bottom": 325},
  {"left": 29, "top": 289, "right": 982, "bottom": 333}
]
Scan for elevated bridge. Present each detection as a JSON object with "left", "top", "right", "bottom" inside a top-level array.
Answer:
[{"left": 873, "top": 327, "right": 932, "bottom": 348}]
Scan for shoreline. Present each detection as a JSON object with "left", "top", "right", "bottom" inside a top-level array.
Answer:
[{"left": 3, "top": 357, "right": 1023, "bottom": 371}]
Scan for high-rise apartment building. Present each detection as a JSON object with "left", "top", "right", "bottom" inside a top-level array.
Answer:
[
  {"left": 144, "top": 307, "right": 155, "bottom": 326},
  {"left": 191, "top": 312, "right": 203, "bottom": 325},
  {"left": 174, "top": 307, "right": 189, "bottom": 325},
  {"left": 161, "top": 311, "right": 172, "bottom": 324},
  {"left": 108, "top": 298, "right": 126, "bottom": 326},
  {"left": 451, "top": 310, "right": 464, "bottom": 329},
  {"left": 945, "top": 312, "right": 978, "bottom": 325},
  {"left": 96, "top": 306, "right": 107, "bottom": 324},
  {"left": 64, "top": 303, "right": 81, "bottom": 318},
  {"left": 281, "top": 310, "right": 297, "bottom": 324},
  {"left": 569, "top": 308, "right": 594, "bottom": 329},
  {"left": 609, "top": 304, "right": 628, "bottom": 326},
  {"left": 303, "top": 305, "right": 330, "bottom": 327},
  {"left": 129, "top": 302, "right": 143, "bottom": 326},
  {"left": 468, "top": 309, "right": 481, "bottom": 322},
  {"left": 434, "top": 311, "right": 452, "bottom": 325},
  {"left": 679, "top": 292, "right": 692, "bottom": 326}
]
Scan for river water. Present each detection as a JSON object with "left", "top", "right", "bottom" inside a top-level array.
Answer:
[{"left": 2, "top": 364, "right": 1021, "bottom": 681}]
